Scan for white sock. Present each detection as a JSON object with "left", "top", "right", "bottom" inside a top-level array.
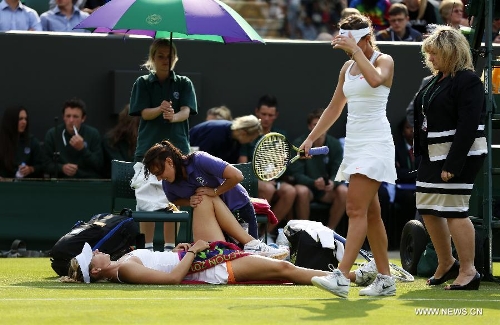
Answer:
[
  {"left": 164, "top": 243, "right": 175, "bottom": 251},
  {"left": 145, "top": 243, "right": 154, "bottom": 251},
  {"left": 245, "top": 239, "right": 260, "bottom": 247}
]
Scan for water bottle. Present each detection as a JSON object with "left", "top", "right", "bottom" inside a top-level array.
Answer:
[
  {"left": 275, "top": 228, "right": 290, "bottom": 261},
  {"left": 15, "top": 162, "right": 26, "bottom": 178}
]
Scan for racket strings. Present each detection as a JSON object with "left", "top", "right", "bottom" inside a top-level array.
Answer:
[{"left": 254, "top": 137, "right": 290, "bottom": 181}]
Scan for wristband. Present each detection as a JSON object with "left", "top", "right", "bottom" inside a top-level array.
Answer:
[
  {"left": 351, "top": 48, "right": 361, "bottom": 58},
  {"left": 187, "top": 250, "right": 196, "bottom": 255}
]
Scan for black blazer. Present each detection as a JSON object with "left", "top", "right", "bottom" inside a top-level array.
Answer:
[{"left": 413, "top": 70, "right": 487, "bottom": 176}]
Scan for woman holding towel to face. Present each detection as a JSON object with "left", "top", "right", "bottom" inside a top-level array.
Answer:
[{"left": 300, "top": 13, "right": 397, "bottom": 298}]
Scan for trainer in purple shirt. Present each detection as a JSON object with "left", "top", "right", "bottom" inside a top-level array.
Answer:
[
  {"left": 0, "top": 0, "right": 42, "bottom": 31},
  {"left": 142, "top": 140, "right": 259, "bottom": 240}
]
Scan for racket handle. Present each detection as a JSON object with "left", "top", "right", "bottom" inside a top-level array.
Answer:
[{"left": 308, "top": 146, "right": 329, "bottom": 156}]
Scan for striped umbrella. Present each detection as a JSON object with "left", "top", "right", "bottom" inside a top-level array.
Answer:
[{"left": 75, "top": 0, "right": 265, "bottom": 44}]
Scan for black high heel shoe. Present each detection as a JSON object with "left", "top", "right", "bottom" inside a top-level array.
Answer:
[
  {"left": 427, "top": 260, "right": 460, "bottom": 286},
  {"left": 445, "top": 272, "right": 481, "bottom": 290}
]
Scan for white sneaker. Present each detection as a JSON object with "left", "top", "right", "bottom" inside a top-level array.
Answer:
[
  {"left": 311, "top": 269, "right": 350, "bottom": 298},
  {"left": 354, "top": 259, "right": 378, "bottom": 286},
  {"left": 359, "top": 273, "right": 396, "bottom": 296},
  {"left": 243, "top": 240, "right": 289, "bottom": 260}
]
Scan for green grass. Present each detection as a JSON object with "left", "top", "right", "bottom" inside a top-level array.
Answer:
[{"left": 0, "top": 258, "right": 499, "bottom": 324}]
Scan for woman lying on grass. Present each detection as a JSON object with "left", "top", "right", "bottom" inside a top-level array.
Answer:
[
  {"left": 61, "top": 196, "right": 376, "bottom": 287},
  {"left": 61, "top": 199, "right": 326, "bottom": 284}
]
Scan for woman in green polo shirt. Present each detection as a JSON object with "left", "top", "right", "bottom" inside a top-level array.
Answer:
[
  {"left": 0, "top": 106, "right": 46, "bottom": 179},
  {"left": 129, "top": 39, "right": 198, "bottom": 252}
]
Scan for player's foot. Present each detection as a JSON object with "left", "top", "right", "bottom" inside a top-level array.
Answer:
[
  {"left": 359, "top": 274, "right": 396, "bottom": 296},
  {"left": 312, "top": 269, "right": 350, "bottom": 298},
  {"left": 243, "top": 240, "right": 289, "bottom": 260},
  {"left": 354, "top": 259, "right": 378, "bottom": 286}
]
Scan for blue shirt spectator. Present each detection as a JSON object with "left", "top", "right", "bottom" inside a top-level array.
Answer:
[
  {"left": 0, "top": 0, "right": 41, "bottom": 31},
  {"left": 40, "top": 3, "right": 89, "bottom": 32},
  {"left": 189, "top": 119, "right": 241, "bottom": 164}
]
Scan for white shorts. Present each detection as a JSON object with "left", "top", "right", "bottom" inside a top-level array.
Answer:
[
  {"left": 184, "top": 264, "right": 229, "bottom": 284},
  {"left": 130, "top": 162, "right": 169, "bottom": 211}
]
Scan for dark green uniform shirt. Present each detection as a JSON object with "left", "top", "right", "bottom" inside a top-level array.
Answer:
[
  {"left": 43, "top": 123, "right": 104, "bottom": 178},
  {"left": 129, "top": 71, "right": 198, "bottom": 159},
  {"left": 0, "top": 134, "right": 46, "bottom": 178},
  {"left": 289, "top": 134, "right": 344, "bottom": 189}
]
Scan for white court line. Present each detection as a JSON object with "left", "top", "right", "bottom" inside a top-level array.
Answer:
[{"left": 1, "top": 297, "right": 500, "bottom": 303}]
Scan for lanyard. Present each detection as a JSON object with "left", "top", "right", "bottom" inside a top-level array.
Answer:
[{"left": 420, "top": 78, "right": 440, "bottom": 131}]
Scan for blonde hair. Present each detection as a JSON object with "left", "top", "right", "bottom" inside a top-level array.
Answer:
[
  {"left": 141, "top": 39, "right": 179, "bottom": 72},
  {"left": 231, "top": 115, "right": 263, "bottom": 137},
  {"left": 439, "top": 0, "right": 463, "bottom": 24},
  {"left": 422, "top": 25, "right": 473, "bottom": 76},
  {"left": 206, "top": 106, "right": 233, "bottom": 121},
  {"left": 59, "top": 258, "right": 92, "bottom": 283}
]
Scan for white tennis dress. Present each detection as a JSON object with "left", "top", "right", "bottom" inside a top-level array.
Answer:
[
  {"left": 336, "top": 51, "right": 396, "bottom": 184},
  {"left": 117, "top": 250, "right": 229, "bottom": 284}
]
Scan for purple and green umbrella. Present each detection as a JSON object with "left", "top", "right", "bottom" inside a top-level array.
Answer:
[{"left": 75, "top": 0, "right": 265, "bottom": 44}]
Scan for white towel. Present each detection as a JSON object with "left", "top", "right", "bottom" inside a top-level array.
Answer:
[
  {"left": 285, "top": 220, "right": 345, "bottom": 262},
  {"left": 285, "top": 220, "right": 335, "bottom": 249}
]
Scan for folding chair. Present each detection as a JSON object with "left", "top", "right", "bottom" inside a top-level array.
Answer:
[{"left": 110, "top": 160, "right": 192, "bottom": 244}]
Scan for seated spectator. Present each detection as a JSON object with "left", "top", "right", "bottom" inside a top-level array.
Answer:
[
  {"left": 43, "top": 98, "right": 104, "bottom": 179},
  {"left": 41, "top": 0, "right": 89, "bottom": 32},
  {"left": 439, "top": 0, "right": 467, "bottom": 29},
  {"left": 0, "top": 0, "right": 42, "bottom": 31},
  {"left": 238, "top": 94, "right": 297, "bottom": 243},
  {"left": 190, "top": 115, "right": 262, "bottom": 164},
  {"left": 205, "top": 105, "right": 233, "bottom": 121},
  {"left": 393, "top": 117, "right": 420, "bottom": 246},
  {"left": 490, "top": 16, "right": 500, "bottom": 43},
  {"left": 376, "top": 3, "right": 423, "bottom": 41},
  {"left": 349, "top": 0, "right": 391, "bottom": 30},
  {"left": 289, "top": 108, "right": 347, "bottom": 230},
  {"left": 49, "top": 0, "right": 85, "bottom": 10},
  {"left": 297, "top": 15, "right": 318, "bottom": 40},
  {"left": 406, "top": 75, "right": 433, "bottom": 127},
  {"left": 102, "top": 104, "right": 139, "bottom": 177},
  {"left": 401, "top": 0, "right": 438, "bottom": 34},
  {"left": 0, "top": 106, "right": 46, "bottom": 179}
]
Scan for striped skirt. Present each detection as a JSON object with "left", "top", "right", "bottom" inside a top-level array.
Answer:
[{"left": 416, "top": 154, "right": 485, "bottom": 218}]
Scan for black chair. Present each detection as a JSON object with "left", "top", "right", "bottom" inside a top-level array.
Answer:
[
  {"left": 110, "top": 160, "right": 192, "bottom": 244},
  {"left": 232, "top": 162, "right": 269, "bottom": 242}
]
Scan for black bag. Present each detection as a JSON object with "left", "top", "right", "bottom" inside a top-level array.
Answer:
[
  {"left": 49, "top": 209, "right": 144, "bottom": 276},
  {"left": 0, "top": 239, "right": 50, "bottom": 258},
  {"left": 285, "top": 228, "right": 338, "bottom": 271}
]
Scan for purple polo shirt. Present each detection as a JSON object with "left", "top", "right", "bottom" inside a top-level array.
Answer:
[{"left": 162, "top": 151, "right": 250, "bottom": 211}]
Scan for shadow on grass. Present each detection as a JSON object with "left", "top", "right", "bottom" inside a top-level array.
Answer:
[
  {"left": 12, "top": 277, "right": 225, "bottom": 292},
  {"left": 227, "top": 298, "right": 384, "bottom": 320},
  {"left": 398, "top": 283, "right": 500, "bottom": 311}
]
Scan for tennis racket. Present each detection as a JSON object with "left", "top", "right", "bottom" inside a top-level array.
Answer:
[
  {"left": 252, "top": 132, "right": 329, "bottom": 181},
  {"left": 333, "top": 233, "right": 414, "bottom": 282}
]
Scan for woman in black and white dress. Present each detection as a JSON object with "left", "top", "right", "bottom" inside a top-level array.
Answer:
[{"left": 414, "top": 26, "right": 487, "bottom": 290}]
